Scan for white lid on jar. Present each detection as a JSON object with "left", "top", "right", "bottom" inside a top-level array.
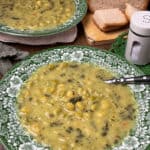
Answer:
[{"left": 130, "top": 11, "right": 150, "bottom": 36}]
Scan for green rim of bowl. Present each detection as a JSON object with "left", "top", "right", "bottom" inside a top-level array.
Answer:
[{"left": 0, "top": 0, "right": 87, "bottom": 37}]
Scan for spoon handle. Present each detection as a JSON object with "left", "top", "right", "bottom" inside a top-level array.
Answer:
[{"left": 105, "top": 75, "right": 150, "bottom": 84}]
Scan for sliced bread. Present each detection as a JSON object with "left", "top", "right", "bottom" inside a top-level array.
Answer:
[
  {"left": 125, "top": 3, "right": 139, "bottom": 21},
  {"left": 82, "top": 13, "right": 128, "bottom": 45},
  {"left": 93, "top": 8, "right": 128, "bottom": 32}
]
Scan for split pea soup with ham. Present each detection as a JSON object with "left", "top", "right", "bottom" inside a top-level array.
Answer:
[
  {"left": 0, "top": 0, "right": 75, "bottom": 30},
  {"left": 17, "top": 62, "right": 137, "bottom": 150}
]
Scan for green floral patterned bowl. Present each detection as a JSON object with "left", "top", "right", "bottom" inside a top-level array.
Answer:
[
  {"left": 0, "top": 46, "right": 149, "bottom": 150},
  {"left": 0, "top": 0, "right": 87, "bottom": 37}
]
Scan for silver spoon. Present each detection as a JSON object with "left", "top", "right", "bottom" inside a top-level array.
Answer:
[{"left": 105, "top": 75, "right": 150, "bottom": 84}]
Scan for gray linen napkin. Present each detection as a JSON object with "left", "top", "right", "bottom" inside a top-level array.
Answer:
[
  {"left": 0, "top": 42, "right": 29, "bottom": 75},
  {"left": 0, "top": 58, "right": 12, "bottom": 75}
]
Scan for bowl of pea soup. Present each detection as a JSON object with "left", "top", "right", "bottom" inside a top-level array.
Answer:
[
  {"left": 0, "top": 0, "right": 87, "bottom": 36},
  {"left": 0, "top": 46, "right": 149, "bottom": 150}
]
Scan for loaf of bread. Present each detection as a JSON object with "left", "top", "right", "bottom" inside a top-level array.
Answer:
[
  {"left": 93, "top": 8, "right": 128, "bottom": 32},
  {"left": 125, "top": 3, "right": 139, "bottom": 21},
  {"left": 87, "top": 0, "right": 113, "bottom": 12},
  {"left": 87, "top": 0, "right": 149, "bottom": 13}
]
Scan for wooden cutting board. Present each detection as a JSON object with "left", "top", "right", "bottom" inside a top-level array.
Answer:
[
  {"left": 82, "top": 0, "right": 149, "bottom": 45},
  {"left": 82, "top": 13, "right": 128, "bottom": 45}
]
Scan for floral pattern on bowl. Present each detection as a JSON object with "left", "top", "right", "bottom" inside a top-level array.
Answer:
[{"left": 0, "top": 46, "right": 149, "bottom": 150}]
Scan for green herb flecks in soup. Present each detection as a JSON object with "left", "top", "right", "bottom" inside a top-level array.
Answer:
[
  {"left": 0, "top": 0, "right": 75, "bottom": 30},
  {"left": 17, "top": 62, "right": 137, "bottom": 150}
]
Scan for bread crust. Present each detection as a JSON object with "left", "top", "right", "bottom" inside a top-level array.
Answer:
[{"left": 125, "top": 3, "right": 139, "bottom": 21}]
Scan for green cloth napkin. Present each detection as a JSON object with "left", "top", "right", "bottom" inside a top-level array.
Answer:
[{"left": 110, "top": 32, "right": 150, "bottom": 75}]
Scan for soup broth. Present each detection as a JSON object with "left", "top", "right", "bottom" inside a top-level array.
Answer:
[
  {"left": 17, "top": 62, "right": 137, "bottom": 150},
  {"left": 0, "top": 0, "right": 75, "bottom": 30}
]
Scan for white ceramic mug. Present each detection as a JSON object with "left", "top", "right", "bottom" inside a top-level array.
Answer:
[{"left": 125, "top": 11, "right": 150, "bottom": 65}]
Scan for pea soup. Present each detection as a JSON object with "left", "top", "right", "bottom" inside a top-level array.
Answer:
[
  {"left": 17, "top": 62, "right": 137, "bottom": 150},
  {"left": 0, "top": 0, "right": 75, "bottom": 30}
]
